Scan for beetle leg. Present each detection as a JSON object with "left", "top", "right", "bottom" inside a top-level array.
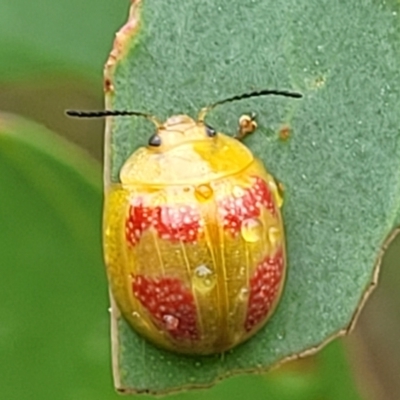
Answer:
[{"left": 235, "top": 112, "right": 257, "bottom": 140}]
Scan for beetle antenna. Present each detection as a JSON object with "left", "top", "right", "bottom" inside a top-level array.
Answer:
[
  {"left": 65, "top": 109, "right": 162, "bottom": 128},
  {"left": 198, "top": 89, "right": 303, "bottom": 121}
]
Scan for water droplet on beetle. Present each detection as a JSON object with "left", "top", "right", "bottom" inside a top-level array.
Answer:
[
  {"left": 194, "top": 184, "right": 213, "bottom": 201},
  {"left": 241, "top": 218, "right": 263, "bottom": 242},
  {"left": 268, "top": 226, "right": 280, "bottom": 247},
  {"left": 193, "top": 265, "right": 216, "bottom": 291},
  {"left": 238, "top": 287, "right": 249, "bottom": 301},
  {"left": 232, "top": 185, "right": 245, "bottom": 198},
  {"left": 163, "top": 315, "right": 179, "bottom": 331},
  {"left": 194, "top": 264, "right": 212, "bottom": 277}
]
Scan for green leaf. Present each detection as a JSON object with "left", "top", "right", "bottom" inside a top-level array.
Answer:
[
  {"left": 153, "top": 340, "right": 364, "bottom": 400},
  {"left": 0, "top": 113, "right": 121, "bottom": 400},
  {"left": 0, "top": 0, "right": 128, "bottom": 82},
  {"left": 105, "top": 0, "right": 400, "bottom": 394}
]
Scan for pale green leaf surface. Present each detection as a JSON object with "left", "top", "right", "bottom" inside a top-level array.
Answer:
[
  {"left": 106, "top": 0, "right": 400, "bottom": 393},
  {"left": 151, "top": 340, "right": 363, "bottom": 400}
]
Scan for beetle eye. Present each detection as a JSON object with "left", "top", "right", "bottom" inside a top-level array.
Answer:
[
  {"left": 205, "top": 124, "right": 217, "bottom": 138},
  {"left": 148, "top": 133, "right": 162, "bottom": 147}
]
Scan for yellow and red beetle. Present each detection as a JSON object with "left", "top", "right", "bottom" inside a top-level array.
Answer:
[{"left": 67, "top": 89, "right": 302, "bottom": 355}]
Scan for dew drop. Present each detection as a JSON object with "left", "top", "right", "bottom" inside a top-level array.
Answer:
[
  {"left": 163, "top": 315, "right": 179, "bottom": 331},
  {"left": 194, "top": 264, "right": 212, "bottom": 277},
  {"left": 240, "top": 218, "right": 263, "bottom": 242},
  {"left": 268, "top": 226, "right": 281, "bottom": 247},
  {"left": 268, "top": 179, "right": 283, "bottom": 208},
  {"left": 276, "top": 331, "right": 285, "bottom": 340},
  {"left": 194, "top": 184, "right": 213, "bottom": 202},
  {"left": 193, "top": 264, "right": 217, "bottom": 291},
  {"left": 238, "top": 287, "right": 249, "bottom": 302},
  {"left": 232, "top": 185, "right": 245, "bottom": 198}
]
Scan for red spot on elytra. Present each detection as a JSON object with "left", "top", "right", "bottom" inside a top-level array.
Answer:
[
  {"left": 132, "top": 275, "right": 199, "bottom": 340},
  {"left": 125, "top": 199, "right": 201, "bottom": 246},
  {"left": 156, "top": 205, "right": 201, "bottom": 242},
  {"left": 125, "top": 201, "right": 154, "bottom": 245},
  {"left": 219, "top": 176, "right": 275, "bottom": 236},
  {"left": 245, "top": 247, "right": 284, "bottom": 332}
]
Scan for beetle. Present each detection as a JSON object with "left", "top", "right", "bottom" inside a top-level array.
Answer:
[{"left": 67, "top": 88, "right": 302, "bottom": 355}]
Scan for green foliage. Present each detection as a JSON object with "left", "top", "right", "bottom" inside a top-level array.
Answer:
[
  {"left": 0, "top": 0, "right": 127, "bottom": 82},
  {"left": 0, "top": 114, "right": 115, "bottom": 399},
  {"left": 108, "top": 0, "right": 400, "bottom": 393}
]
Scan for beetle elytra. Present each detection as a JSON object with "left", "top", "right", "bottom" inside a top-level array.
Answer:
[{"left": 67, "top": 89, "right": 302, "bottom": 355}]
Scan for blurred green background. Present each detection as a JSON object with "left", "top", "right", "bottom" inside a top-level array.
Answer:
[{"left": 0, "top": 1, "right": 399, "bottom": 399}]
